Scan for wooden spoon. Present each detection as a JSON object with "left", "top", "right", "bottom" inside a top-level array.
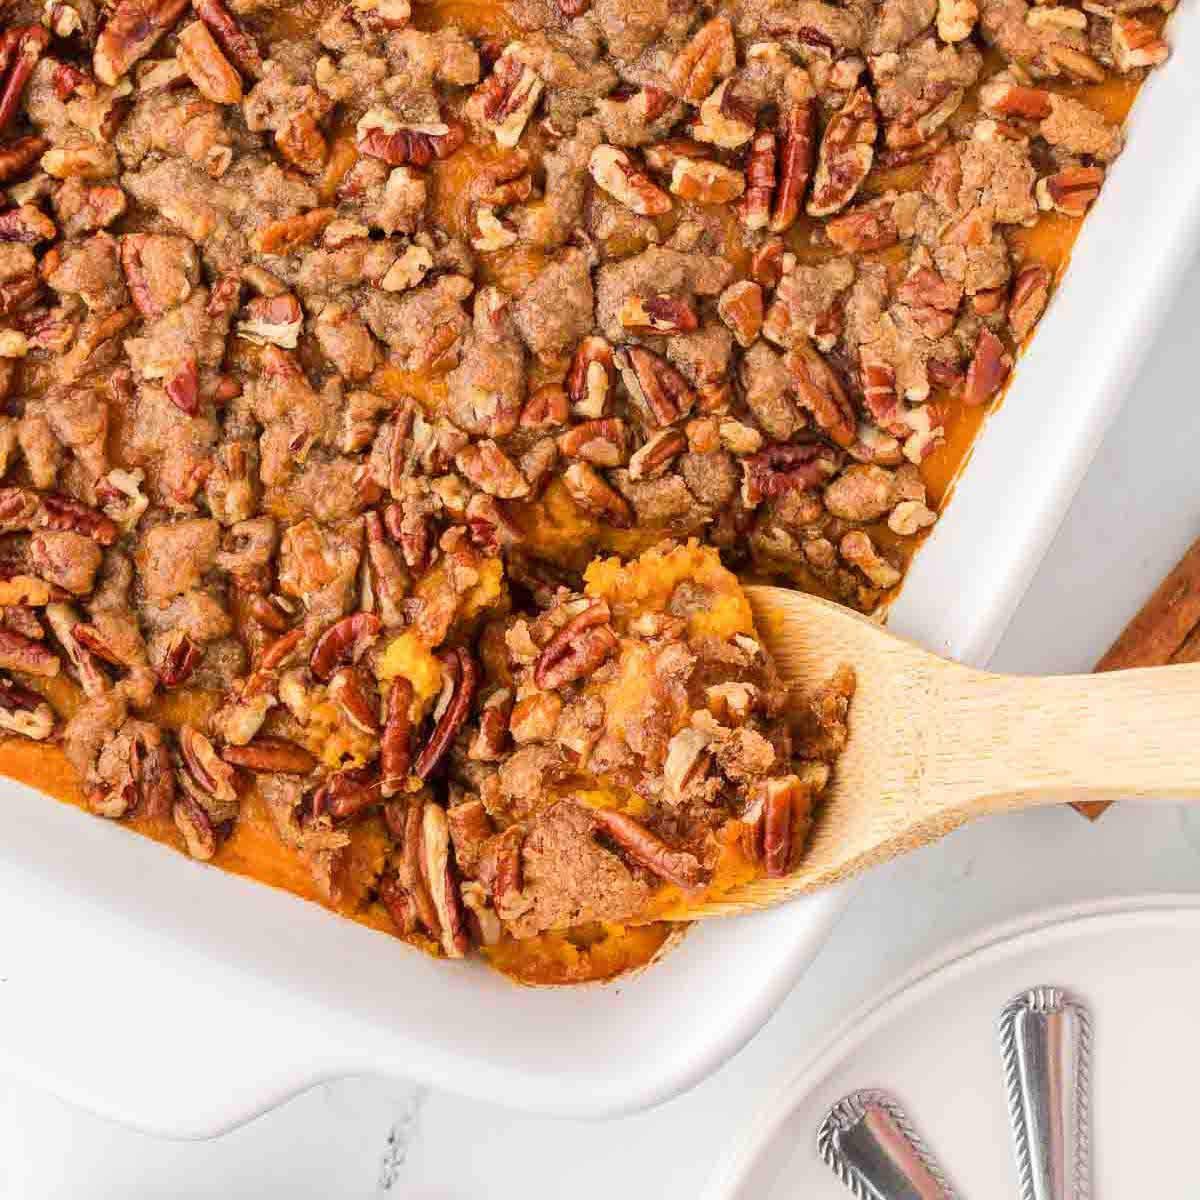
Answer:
[{"left": 688, "top": 584, "right": 1200, "bottom": 918}]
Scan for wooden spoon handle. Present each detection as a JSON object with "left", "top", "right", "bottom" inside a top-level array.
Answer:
[{"left": 929, "top": 659, "right": 1200, "bottom": 819}]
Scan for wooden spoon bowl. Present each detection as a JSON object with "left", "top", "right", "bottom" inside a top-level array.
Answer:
[{"left": 688, "top": 585, "right": 1200, "bottom": 918}]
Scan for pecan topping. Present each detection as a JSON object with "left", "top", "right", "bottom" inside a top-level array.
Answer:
[
  {"left": 592, "top": 808, "right": 707, "bottom": 888},
  {"left": 309, "top": 612, "right": 382, "bottom": 681},
  {"left": 176, "top": 20, "right": 242, "bottom": 104},
  {"left": 562, "top": 462, "right": 635, "bottom": 530},
  {"left": 249, "top": 208, "right": 335, "bottom": 256},
  {"left": 222, "top": 737, "right": 316, "bottom": 774},
  {"left": 534, "top": 600, "right": 616, "bottom": 689},
  {"left": 737, "top": 130, "right": 776, "bottom": 232},
  {"left": 1113, "top": 14, "right": 1169, "bottom": 70},
  {"left": 963, "top": 328, "right": 1013, "bottom": 407},
  {"left": 357, "top": 110, "right": 464, "bottom": 167},
  {"left": 616, "top": 346, "right": 697, "bottom": 427},
  {"left": 588, "top": 146, "right": 671, "bottom": 217},
  {"left": 1036, "top": 167, "right": 1104, "bottom": 217},
  {"left": 628, "top": 427, "right": 686, "bottom": 480},
  {"left": 40, "top": 494, "right": 119, "bottom": 545},
  {"left": 381, "top": 676, "right": 413, "bottom": 795},
  {"left": 414, "top": 647, "right": 477, "bottom": 780},
  {"left": 807, "top": 87, "right": 877, "bottom": 218},
  {"left": 742, "top": 443, "right": 840, "bottom": 505},
  {"left": 0, "top": 205, "right": 56, "bottom": 245},
  {"left": 979, "top": 80, "right": 1053, "bottom": 121},
  {"left": 379, "top": 874, "right": 418, "bottom": 935}
]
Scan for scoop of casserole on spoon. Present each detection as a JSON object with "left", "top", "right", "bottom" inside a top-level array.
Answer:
[{"left": 691, "top": 585, "right": 1200, "bottom": 917}]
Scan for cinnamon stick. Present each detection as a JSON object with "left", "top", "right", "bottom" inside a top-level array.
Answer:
[{"left": 1073, "top": 534, "right": 1200, "bottom": 819}]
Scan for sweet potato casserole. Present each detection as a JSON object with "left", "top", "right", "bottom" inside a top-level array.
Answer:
[{"left": 0, "top": 0, "right": 1171, "bottom": 982}]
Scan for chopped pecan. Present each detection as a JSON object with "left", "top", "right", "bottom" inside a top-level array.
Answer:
[
  {"left": 40, "top": 494, "right": 118, "bottom": 544},
  {"left": 468, "top": 686, "right": 512, "bottom": 761},
  {"left": 737, "top": 130, "right": 776, "bottom": 232},
  {"left": 807, "top": 86, "right": 877, "bottom": 218},
  {"left": 0, "top": 135, "right": 49, "bottom": 182},
  {"left": 785, "top": 345, "right": 855, "bottom": 448},
  {"left": 1113, "top": 14, "right": 1169, "bottom": 70},
  {"left": 0, "top": 674, "right": 54, "bottom": 740},
  {"left": 693, "top": 79, "right": 755, "bottom": 149},
  {"left": 669, "top": 158, "right": 745, "bottom": 205},
  {"left": 750, "top": 238, "right": 791, "bottom": 290},
  {"left": 165, "top": 357, "right": 199, "bottom": 415},
  {"left": 825, "top": 198, "right": 899, "bottom": 253},
  {"left": 562, "top": 462, "right": 635, "bottom": 529},
  {"left": 310, "top": 612, "right": 382, "bottom": 681},
  {"left": 616, "top": 345, "right": 696, "bottom": 427},
  {"left": 357, "top": 110, "right": 465, "bottom": 167},
  {"left": 742, "top": 442, "right": 840, "bottom": 505},
  {"left": 588, "top": 145, "right": 671, "bottom": 217},
  {"left": 841, "top": 529, "right": 901, "bottom": 589},
  {"left": 761, "top": 775, "right": 805, "bottom": 877},
  {"left": 979, "top": 80, "right": 1053, "bottom": 121},
  {"left": 381, "top": 676, "right": 413, "bottom": 795},
  {"left": 717, "top": 280, "right": 763, "bottom": 349},
  {"left": 592, "top": 807, "right": 706, "bottom": 888},
  {"left": 557, "top": 418, "right": 627, "bottom": 467},
  {"left": 455, "top": 440, "right": 530, "bottom": 499},
  {"left": 237, "top": 294, "right": 303, "bottom": 349},
  {"left": 159, "top": 630, "right": 202, "bottom": 686},
  {"left": 473, "top": 45, "right": 543, "bottom": 148},
  {"left": 276, "top": 111, "right": 327, "bottom": 175},
  {"left": 0, "top": 204, "right": 55, "bottom": 245},
  {"left": 414, "top": 647, "right": 477, "bottom": 780},
  {"left": 176, "top": 20, "right": 242, "bottom": 104},
  {"left": 617, "top": 294, "right": 699, "bottom": 335},
  {"left": 248, "top": 594, "right": 292, "bottom": 632},
  {"left": 534, "top": 599, "right": 617, "bottom": 689},
  {"left": 249, "top": 208, "right": 335, "bottom": 256},
  {"left": 1008, "top": 264, "right": 1051, "bottom": 343},
  {"left": 192, "top": 0, "right": 263, "bottom": 79},
  {"left": 771, "top": 100, "right": 818, "bottom": 233},
  {"left": 222, "top": 737, "right": 316, "bottom": 774},
  {"left": 1047, "top": 45, "right": 1106, "bottom": 83},
  {"left": 94, "top": 0, "right": 189, "bottom": 86},
  {"left": 628, "top": 427, "right": 686, "bottom": 480},
  {"left": 963, "top": 328, "right": 1012, "bottom": 406},
  {"left": 520, "top": 384, "right": 570, "bottom": 429},
  {"left": 567, "top": 336, "right": 614, "bottom": 419},
  {"left": 379, "top": 874, "right": 418, "bottom": 935},
  {"left": 1036, "top": 166, "right": 1104, "bottom": 217},
  {"left": 643, "top": 137, "right": 713, "bottom": 176},
  {"left": 0, "top": 626, "right": 58, "bottom": 678},
  {"left": 421, "top": 802, "right": 468, "bottom": 958}
]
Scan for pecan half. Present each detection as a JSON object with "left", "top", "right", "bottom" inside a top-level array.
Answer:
[
  {"left": 592, "top": 807, "right": 707, "bottom": 888},
  {"left": 562, "top": 462, "right": 635, "bottom": 530},
  {"left": 567, "top": 336, "right": 614, "bottom": 419},
  {"left": 519, "top": 384, "right": 569, "bottom": 429},
  {"left": 259, "top": 627, "right": 303, "bottom": 671},
  {"left": 357, "top": 110, "right": 464, "bottom": 167},
  {"left": 414, "top": 647, "right": 477, "bottom": 780},
  {"left": 667, "top": 16, "right": 735, "bottom": 104},
  {"left": 628, "top": 427, "right": 686, "bottom": 480},
  {"left": 669, "top": 158, "right": 745, "bottom": 205},
  {"left": 222, "top": 736, "right": 316, "bottom": 774},
  {"left": 962, "top": 328, "right": 1012, "bottom": 406},
  {"left": 249, "top": 208, "right": 335, "bottom": 255},
  {"left": 825, "top": 198, "right": 899, "bottom": 253},
  {"left": 0, "top": 27, "right": 48, "bottom": 133},
  {"left": 158, "top": 630, "right": 202, "bottom": 687},
  {"left": 1036, "top": 166, "right": 1104, "bottom": 217},
  {"left": 174, "top": 793, "right": 217, "bottom": 859},
  {"left": 381, "top": 676, "right": 413, "bottom": 794},
  {"left": 455, "top": 440, "right": 530, "bottom": 499},
  {"left": 312, "top": 765, "right": 379, "bottom": 819},
  {"left": 1008, "top": 264, "right": 1051, "bottom": 343},
  {"left": 94, "top": 0, "right": 189, "bottom": 86},
  {"left": 379, "top": 873, "right": 418, "bottom": 934},
  {"left": 309, "top": 612, "right": 382, "bottom": 681},
  {"left": 692, "top": 78, "right": 755, "bottom": 149},
  {"left": 420, "top": 802, "right": 468, "bottom": 958},
  {"left": 192, "top": 0, "right": 263, "bottom": 79},
  {"left": 40, "top": 493, "right": 119, "bottom": 544},
  {"left": 785, "top": 345, "right": 855, "bottom": 448},
  {"left": 176, "top": 20, "right": 242, "bottom": 104},
  {"left": 179, "top": 725, "right": 238, "bottom": 806},
  {"left": 328, "top": 665, "right": 380, "bottom": 734},
  {"left": 771, "top": 99, "right": 818, "bottom": 232},
  {"left": 534, "top": 600, "right": 616, "bottom": 689},
  {"left": 588, "top": 145, "right": 671, "bottom": 217},
  {"left": 616, "top": 345, "right": 697, "bottom": 427},
  {"left": 364, "top": 510, "right": 407, "bottom": 627},
  {"left": 0, "top": 673, "right": 54, "bottom": 740},
  {"left": 742, "top": 442, "right": 840, "bottom": 505},
  {"left": 737, "top": 130, "right": 776, "bottom": 232},
  {"left": 761, "top": 775, "right": 806, "bottom": 878},
  {"left": 807, "top": 87, "right": 877, "bottom": 218}
]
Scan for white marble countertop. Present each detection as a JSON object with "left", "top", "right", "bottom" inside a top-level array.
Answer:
[{"left": 5, "top": 255, "right": 1200, "bottom": 1199}]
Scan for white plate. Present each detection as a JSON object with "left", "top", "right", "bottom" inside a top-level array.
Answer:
[
  {"left": 3, "top": 9, "right": 1200, "bottom": 1132},
  {"left": 708, "top": 894, "right": 1200, "bottom": 1200}
]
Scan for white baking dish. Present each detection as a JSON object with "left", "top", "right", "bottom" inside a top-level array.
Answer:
[{"left": 3, "top": 11, "right": 1199, "bottom": 1135}]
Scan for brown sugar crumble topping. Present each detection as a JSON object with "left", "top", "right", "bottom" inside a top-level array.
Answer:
[{"left": 0, "top": 0, "right": 1171, "bottom": 983}]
